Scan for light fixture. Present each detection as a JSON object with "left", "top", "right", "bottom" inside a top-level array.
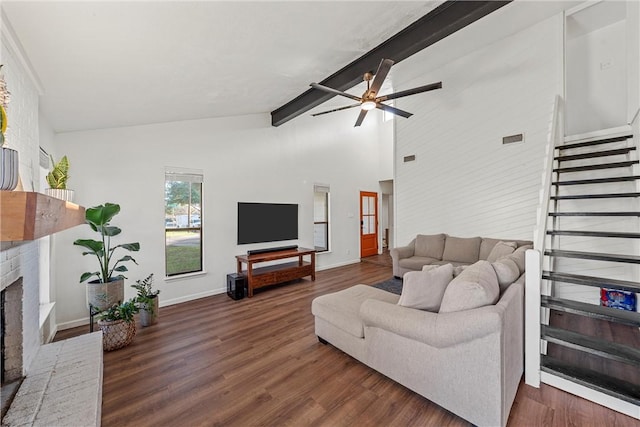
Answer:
[{"left": 361, "top": 100, "right": 376, "bottom": 111}]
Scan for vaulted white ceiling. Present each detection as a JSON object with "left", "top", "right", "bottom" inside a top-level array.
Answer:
[
  {"left": 3, "top": 1, "right": 580, "bottom": 134},
  {"left": 2, "top": 1, "right": 441, "bottom": 133}
]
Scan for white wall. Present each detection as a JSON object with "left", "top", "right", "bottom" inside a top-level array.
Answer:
[
  {"left": 53, "top": 110, "right": 389, "bottom": 328},
  {"left": 393, "top": 15, "right": 563, "bottom": 245},
  {"left": 566, "top": 2, "right": 628, "bottom": 135}
]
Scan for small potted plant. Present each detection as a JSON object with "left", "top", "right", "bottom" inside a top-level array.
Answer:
[
  {"left": 74, "top": 203, "right": 140, "bottom": 312},
  {"left": 132, "top": 273, "right": 160, "bottom": 327},
  {"left": 45, "top": 154, "right": 74, "bottom": 202},
  {"left": 98, "top": 299, "right": 138, "bottom": 351}
]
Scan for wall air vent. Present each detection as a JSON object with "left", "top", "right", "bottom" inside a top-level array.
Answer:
[
  {"left": 403, "top": 155, "right": 416, "bottom": 163},
  {"left": 503, "top": 134, "right": 524, "bottom": 144}
]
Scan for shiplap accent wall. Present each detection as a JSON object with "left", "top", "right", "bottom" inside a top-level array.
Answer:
[{"left": 393, "top": 16, "right": 562, "bottom": 246}]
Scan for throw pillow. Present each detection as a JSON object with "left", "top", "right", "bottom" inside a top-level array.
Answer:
[
  {"left": 398, "top": 264, "right": 454, "bottom": 311},
  {"left": 491, "top": 257, "right": 520, "bottom": 291},
  {"left": 414, "top": 234, "right": 446, "bottom": 260},
  {"left": 439, "top": 260, "right": 499, "bottom": 313},
  {"left": 441, "top": 236, "right": 482, "bottom": 263},
  {"left": 507, "top": 244, "right": 532, "bottom": 274},
  {"left": 486, "top": 241, "right": 517, "bottom": 262},
  {"left": 453, "top": 265, "right": 468, "bottom": 276}
]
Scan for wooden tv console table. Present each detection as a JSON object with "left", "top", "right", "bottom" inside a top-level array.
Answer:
[{"left": 236, "top": 247, "right": 316, "bottom": 297}]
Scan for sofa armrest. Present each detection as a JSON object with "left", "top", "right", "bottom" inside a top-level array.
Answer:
[
  {"left": 389, "top": 239, "right": 416, "bottom": 261},
  {"left": 390, "top": 239, "right": 416, "bottom": 277}
]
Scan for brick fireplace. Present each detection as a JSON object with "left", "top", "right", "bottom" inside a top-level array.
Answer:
[{"left": 1, "top": 277, "right": 24, "bottom": 384}]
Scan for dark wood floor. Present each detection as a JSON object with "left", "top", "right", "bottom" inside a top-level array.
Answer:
[{"left": 55, "top": 259, "right": 640, "bottom": 427}]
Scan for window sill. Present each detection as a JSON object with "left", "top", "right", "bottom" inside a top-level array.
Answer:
[{"left": 164, "top": 271, "right": 207, "bottom": 282}]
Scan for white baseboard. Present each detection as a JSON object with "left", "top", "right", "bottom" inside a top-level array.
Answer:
[
  {"left": 57, "top": 287, "right": 227, "bottom": 331},
  {"left": 160, "top": 287, "right": 225, "bottom": 307},
  {"left": 316, "top": 259, "right": 360, "bottom": 271},
  {"left": 541, "top": 372, "right": 640, "bottom": 420}
]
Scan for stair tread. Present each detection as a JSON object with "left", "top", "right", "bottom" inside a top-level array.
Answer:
[
  {"left": 555, "top": 147, "right": 636, "bottom": 162},
  {"left": 541, "top": 355, "right": 640, "bottom": 406},
  {"left": 547, "top": 230, "right": 640, "bottom": 239},
  {"left": 559, "top": 134, "right": 633, "bottom": 150},
  {"left": 549, "top": 212, "right": 640, "bottom": 217},
  {"left": 541, "top": 325, "right": 640, "bottom": 365},
  {"left": 553, "top": 161, "right": 639, "bottom": 173},
  {"left": 542, "top": 271, "right": 640, "bottom": 293},
  {"left": 541, "top": 295, "right": 640, "bottom": 327},
  {"left": 553, "top": 176, "right": 640, "bottom": 186},
  {"left": 550, "top": 192, "right": 640, "bottom": 200},
  {"left": 544, "top": 250, "right": 640, "bottom": 264}
]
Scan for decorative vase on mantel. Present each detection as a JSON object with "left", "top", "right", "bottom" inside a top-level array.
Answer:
[
  {"left": 45, "top": 155, "right": 74, "bottom": 202},
  {"left": 0, "top": 146, "right": 19, "bottom": 191},
  {"left": 45, "top": 188, "right": 74, "bottom": 202}
]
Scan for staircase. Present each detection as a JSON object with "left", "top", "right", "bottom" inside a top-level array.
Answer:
[{"left": 538, "top": 129, "right": 640, "bottom": 412}]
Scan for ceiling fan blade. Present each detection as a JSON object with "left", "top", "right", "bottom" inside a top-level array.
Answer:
[
  {"left": 376, "top": 103, "right": 413, "bottom": 119},
  {"left": 311, "top": 103, "right": 361, "bottom": 117},
  {"left": 310, "top": 83, "right": 361, "bottom": 102},
  {"left": 366, "top": 58, "right": 394, "bottom": 99},
  {"left": 354, "top": 109, "right": 368, "bottom": 127},
  {"left": 378, "top": 82, "right": 442, "bottom": 102}
]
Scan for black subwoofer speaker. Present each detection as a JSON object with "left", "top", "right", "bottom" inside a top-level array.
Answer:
[{"left": 226, "top": 273, "right": 246, "bottom": 300}]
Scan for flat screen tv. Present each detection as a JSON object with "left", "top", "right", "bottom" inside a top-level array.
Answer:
[{"left": 237, "top": 202, "right": 298, "bottom": 245}]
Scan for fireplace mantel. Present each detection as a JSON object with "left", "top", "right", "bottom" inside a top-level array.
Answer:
[{"left": 0, "top": 191, "right": 85, "bottom": 241}]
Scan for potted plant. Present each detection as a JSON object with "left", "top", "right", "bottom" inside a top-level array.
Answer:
[
  {"left": 0, "top": 64, "right": 19, "bottom": 192},
  {"left": 74, "top": 203, "right": 140, "bottom": 312},
  {"left": 98, "top": 299, "right": 138, "bottom": 351},
  {"left": 132, "top": 273, "right": 160, "bottom": 327},
  {"left": 45, "top": 154, "right": 74, "bottom": 202}
]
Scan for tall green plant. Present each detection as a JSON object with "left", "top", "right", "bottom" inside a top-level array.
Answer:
[
  {"left": 46, "top": 155, "right": 70, "bottom": 189},
  {"left": 74, "top": 203, "right": 140, "bottom": 283}
]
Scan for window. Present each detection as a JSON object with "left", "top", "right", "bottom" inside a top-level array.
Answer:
[
  {"left": 165, "top": 168, "right": 203, "bottom": 276},
  {"left": 313, "top": 184, "right": 330, "bottom": 252}
]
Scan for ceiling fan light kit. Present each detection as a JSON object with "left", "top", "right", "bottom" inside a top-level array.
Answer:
[{"left": 310, "top": 58, "right": 442, "bottom": 127}]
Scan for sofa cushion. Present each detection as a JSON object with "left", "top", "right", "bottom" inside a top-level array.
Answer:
[
  {"left": 414, "top": 234, "right": 446, "bottom": 259},
  {"left": 486, "top": 241, "right": 517, "bottom": 262},
  {"left": 442, "top": 236, "right": 482, "bottom": 264},
  {"left": 506, "top": 244, "right": 532, "bottom": 274},
  {"left": 491, "top": 258, "right": 520, "bottom": 291},
  {"left": 311, "top": 284, "right": 399, "bottom": 338},
  {"left": 398, "top": 264, "right": 454, "bottom": 311},
  {"left": 439, "top": 260, "right": 499, "bottom": 313},
  {"left": 399, "top": 256, "right": 439, "bottom": 272},
  {"left": 478, "top": 238, "right": 501, "bottom": 260}
]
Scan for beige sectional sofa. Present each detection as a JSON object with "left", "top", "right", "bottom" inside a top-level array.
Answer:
[
  {"left": 311, "top": 236, "right": 531, "bottom": 427},
  {"left": 390, "top": 233, "right": 532, "bottom": 278}
]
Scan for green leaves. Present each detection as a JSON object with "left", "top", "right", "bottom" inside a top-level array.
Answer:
[
  {"left": 46, "top": 155, "right": 70, "bottom": 189},
  {"left": 75, "top": 203, "right": 141, "bottom": 283},
  {"left": 74, "top": 239, "right": 104, "bottom": 253},
  {"left": 85, "top": 203, "right": 120, "bottom": 228}
]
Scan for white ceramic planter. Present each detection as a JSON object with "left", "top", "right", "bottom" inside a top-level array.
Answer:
[
  {"left": 0, "top": 147, "right": 19, "bottom": 190},
  {"left": 87, "top": 278, "right": 125, "bottom": 311},
  {"left": 45, "top": 188, "right": 74, "bottom": 202}
]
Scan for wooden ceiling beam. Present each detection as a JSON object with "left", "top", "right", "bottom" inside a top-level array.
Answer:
[{"left": 270, "top": 0, "right": 511, "bottom": 127}]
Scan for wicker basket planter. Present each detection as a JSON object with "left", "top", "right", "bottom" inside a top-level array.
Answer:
[{"left": 98, "top": 319, "right": 136, "bottom": 351}]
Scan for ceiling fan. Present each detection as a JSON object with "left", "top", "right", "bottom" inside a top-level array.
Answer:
[{"left": 310, "top": 58, "right": 442, "bottom": 127}]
